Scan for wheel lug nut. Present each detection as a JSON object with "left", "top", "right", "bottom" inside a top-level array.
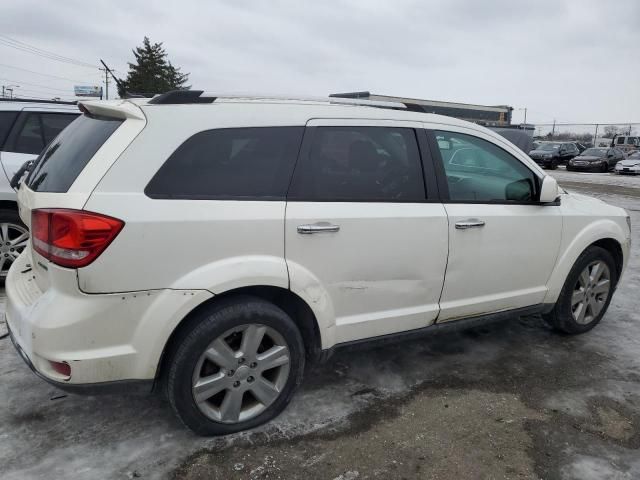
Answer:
[
  {"left": 227, "top": 369, "right": 235, "bottom": 377},
  {"left": 238, "top": 357, "right": 245, "bottom": 364},
  {"left": 247, "top": 376, "right": 254, "bottom": 383},
  {"left": 250, "top": 362, "right": 257, "bottom": 368},
  {"left": 233, "top": 381, "right": 241, "bottom": 388}
]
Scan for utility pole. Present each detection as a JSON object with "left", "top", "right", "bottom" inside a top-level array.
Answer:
[
  {"left": 100, "top": 60, "right": 126, "bottom": 98},
  {"left": 523, "top": 108, "right": 527, "bottom": 125},
  {"left": 593, "top": 124, "right": 599, "bottom": 146},
  {"left": 551, "top": 119, "right": 556, "bottom": 138},
  {"left": 99, "top": 66, "right": 110, "bottom": 100}
]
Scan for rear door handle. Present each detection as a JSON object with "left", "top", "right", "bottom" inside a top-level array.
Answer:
[
  {"left": 455, "top": 219, "right": 485, "bottom": 230},
  {"left": 297, "top": 222, "right": 341, "bottom": 234}
]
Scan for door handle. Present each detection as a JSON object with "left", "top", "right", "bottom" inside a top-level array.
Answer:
[
  {"left": 297, "top": 222, "right": 341, "bottom": 234},
  {"left": 455, "top": 219, "right": 485, "bottom": 230}
]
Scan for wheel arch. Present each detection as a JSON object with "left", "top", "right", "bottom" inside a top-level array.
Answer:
[
  {"left": 545, "top": 224, "right": 627, "bottom": 305},
  {"left": 155, "top": 285, "right": 324, "bottom": 388}
]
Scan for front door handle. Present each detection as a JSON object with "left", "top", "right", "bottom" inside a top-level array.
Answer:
[
  {"left": 297, "top": 222, "right": 341, "bottom": 234},
  {"left": 455, "top": 219, "right": 485, "bottom": 230}
]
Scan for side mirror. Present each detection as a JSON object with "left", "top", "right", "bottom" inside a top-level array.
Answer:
[{"left": 540, "top": 176, "right": 560, "bottom": 203}]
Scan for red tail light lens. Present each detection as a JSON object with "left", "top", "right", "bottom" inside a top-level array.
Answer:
[{"left": 31, "top": 209, "right": 124, "bottom": 268}]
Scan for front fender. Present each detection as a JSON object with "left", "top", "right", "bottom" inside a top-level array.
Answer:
[{"left": 544, "top": 218, "right": 628, "bottom": 304}]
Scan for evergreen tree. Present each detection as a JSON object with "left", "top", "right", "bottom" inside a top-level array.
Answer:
[{"left": 118, "top": 37, "right": 189, "bottom": 97}]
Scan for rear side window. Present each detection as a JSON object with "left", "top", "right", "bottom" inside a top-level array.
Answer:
[
  {"left": 145, "top": 127, "right": 304, "bottom": 200},
  {"left": 0, "top": 111, "right": 19, "bottom": 148},
  {"left": 288, "top": 126, "right": 425, "bottom": 201},
  {"left": 26, "top": 114, "right": 123, "bottom": 192},
  {"left": 14, "top": 113, "right": 45, "bottom": 154}
]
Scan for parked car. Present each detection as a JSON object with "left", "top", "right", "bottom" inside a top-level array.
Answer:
[
  {"left": 613, "top": 135, "right": 640, "bottom": 153},
  {"left": 573, "top": 142, "right": 587, "bottom": 153},
  {"left": 615, "top": 151, "right": 640, "bottom": 175},
  {"left": 528, "top": 142, "right": 580, "bottom": 169},
  {"left": 6, "top": 92, "right": 630, "bottom": 436},
  {"left": 567, "top": 147, "right": 625, "bottom": 172},
  {"left": 0, "top": 99, "right": 79, "bottom": 277}
]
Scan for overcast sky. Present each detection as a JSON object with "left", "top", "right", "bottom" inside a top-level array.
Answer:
[{"left": 1, "top": 0, "right": 638, "bottom": 126}]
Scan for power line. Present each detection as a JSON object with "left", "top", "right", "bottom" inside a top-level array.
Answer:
[
  {"left": 0, "top": 63, "right": 98, "bottom": 84},
  {"left": 0, "top": 34, "right": 98, "bottom": 69},
  {"left": 0, "top": 77, "right": 74, "bottom": 93}
]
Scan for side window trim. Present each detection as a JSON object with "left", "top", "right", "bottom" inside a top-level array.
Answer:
[
  {"left": 286, "top": 124, "right": 430, "bottom": 203},
  {"left": 425, "top": 128, "right": 544, "bottom": 205}
]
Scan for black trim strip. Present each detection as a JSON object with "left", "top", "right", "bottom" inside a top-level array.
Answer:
[{"left": 322, "top": 304, "right": 546, "bottom": 359}]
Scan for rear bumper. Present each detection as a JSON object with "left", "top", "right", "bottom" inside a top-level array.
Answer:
[
  {"left": 6, "top": 249, "right": 213, "bottom": 387},
  {"left": 7, "top": 320, "right": 152, "bottom": 394}
]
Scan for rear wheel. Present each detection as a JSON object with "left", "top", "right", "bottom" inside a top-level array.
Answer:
[
  {"left": 0, "top": 209, "right": 29, "bottom": 280},
  {"left": 550, "top": 159, "right": 558, "bottom": 170},
  {"left": 544, "top": 246, "right": 617, "bottom": 334},
  {"left": 167, "top": 296, "right": 305, "bottom": 436},
  {"left": 601, "top": 162, "right": 608, "bottom": 173}
]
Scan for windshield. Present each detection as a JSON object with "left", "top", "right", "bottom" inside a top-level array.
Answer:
[
  {"left": 540, "top": 143, "right": 561, "bottom": 151},
  {"left": 26, "top": 114, "right": 122, "bottom": 193},
  {"left": 582, "top": 148, "right": 606, "bottom": 157}
]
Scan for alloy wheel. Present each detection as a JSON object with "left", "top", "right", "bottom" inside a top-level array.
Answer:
[
  {"left": 571, "top": 260, "right": 611, "bottom": 325},
  {"left": 191, "top": 323, "right": 291, "bottom": 424},
  {"left": 0, "top": 222, "right": 29, "bottom": 278}
]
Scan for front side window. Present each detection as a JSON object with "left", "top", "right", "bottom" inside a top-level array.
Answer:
[
  {"left": 288, "top": 126, "right": 425, "bottom": 201},
  {"left": 434, "top": 130, "right": 537, "bottom": 202},
  {"left": 146, "top": 127, "right": 304, "bottom": 199}
]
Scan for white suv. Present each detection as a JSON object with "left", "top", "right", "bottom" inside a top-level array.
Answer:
[
  {"left": 0, "top": 99, "right": 78, "bottom": 278},
  {"left": 6, "top": 91, "right": 631, "bottom": 436}
]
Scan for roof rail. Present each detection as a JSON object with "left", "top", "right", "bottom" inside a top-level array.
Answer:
[
  {"left": 148, "top": 90, "right": 215, "bottom": 104},
  {"left": 146, "top": 90, "right": 406, "bottom": 109},
  {"left": 0, "top": 97, "right": 77, "bottom": 105}
]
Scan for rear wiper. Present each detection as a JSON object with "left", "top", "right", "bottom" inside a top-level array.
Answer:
[{"left": 10, "top": 159, "right": 35, "bottom": 189}]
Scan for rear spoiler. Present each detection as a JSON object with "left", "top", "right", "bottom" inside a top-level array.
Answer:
[{"left": 78, "top": 99, "right": 146, "bottom": 121}]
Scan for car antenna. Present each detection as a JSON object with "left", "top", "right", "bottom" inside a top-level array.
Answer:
[{"left": 99, "top": 59, "right": 145, "bottom": 99}]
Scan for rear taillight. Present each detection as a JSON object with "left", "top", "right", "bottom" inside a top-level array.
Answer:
[{"left": 31, "top": 209, "right": 124, "bottom": 268}]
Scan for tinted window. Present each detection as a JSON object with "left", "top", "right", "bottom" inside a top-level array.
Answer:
[
  {"left": 27, "top": 114, "right": 122, "bottom": 192},
  {"left": 435, "top": 131, "right": 537, "bottom": 202},
  {"left": 40, "top": 113, "right": 77, "bottom": 144},
  {"left": 146, "top": 127, "right": 304, "bottom": 199},
  {"left": 289, "top": 127, "right": 425, "bottom": 201},
  {"left": 0, "top": 111, "right": 19, "bottom": 148},
  {"left": 14, "top": 113, "right": 45, "bottom": 154},
  {"left": 617, "top": 137, "right": 625, "bottom": 144}
]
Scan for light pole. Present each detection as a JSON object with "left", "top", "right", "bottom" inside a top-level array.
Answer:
[
  {"left": 2, "top": 84, "right": 19, "bottom": 99},
  {"left": 518, "top": 107, "right": 528, "bottom": 125}
]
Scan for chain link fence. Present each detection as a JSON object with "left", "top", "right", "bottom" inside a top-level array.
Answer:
[{"left": 531, "top": 123, "right": 640, "bottom": 148}]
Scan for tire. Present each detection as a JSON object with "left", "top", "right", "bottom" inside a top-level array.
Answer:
[
  {"left": 543, "top": 246, "right": 617, "bottom": 334},
  {"left": 550, "top": 159, "right": 558, "bottom": 170},
  {"left": 167, "top": 296, "right": 305, "bottom": 436},
  {"left": 0, "top": 209, "right": 29, "bottom": 280},
  {"left": 601, "top": 162, "right": 608, "bottom": 173}
]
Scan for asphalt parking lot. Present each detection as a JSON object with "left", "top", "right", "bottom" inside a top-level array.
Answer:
[{"left": 2, "top": 167, "right": 640, "bottom": 480}]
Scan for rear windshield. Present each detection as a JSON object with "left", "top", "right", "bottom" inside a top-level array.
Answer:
[{"left": 26, "top": 114, "right": 122, "bottom": 192}]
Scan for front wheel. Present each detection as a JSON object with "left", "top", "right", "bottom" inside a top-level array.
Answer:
[
  {"left": 550, "top": 159, "right": 558, "bottom": 170},
  {"left": 601, "top": 162, "right": 608, "bottom": 173},
  {"left": 167, "top": 296, "right": 305, "bottom": 436},
  {"left": 543, "top": 246, "right": 617, "bottom": 334}
]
